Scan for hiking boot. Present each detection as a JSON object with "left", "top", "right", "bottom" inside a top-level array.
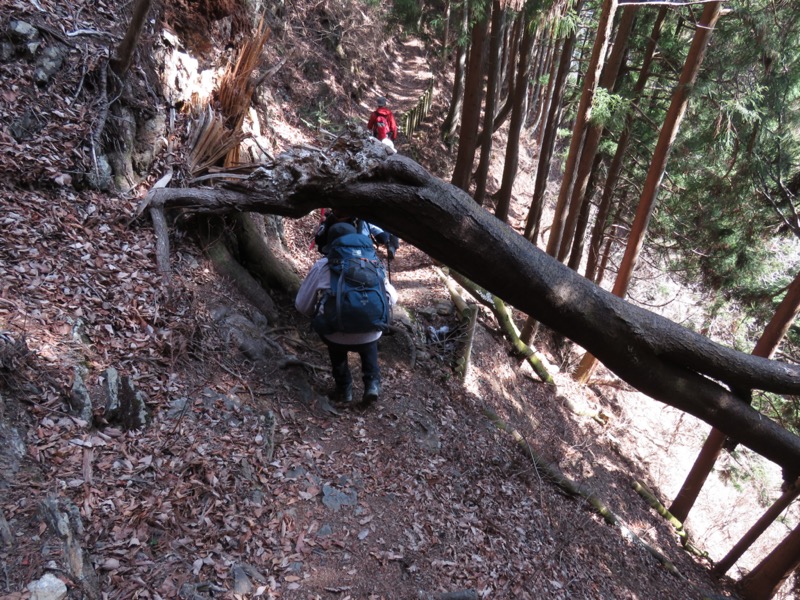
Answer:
[
  {"left": 362, "top": 379, "right": 381, "bottom": 406},
  {"left": 329, "top": 383, "right": 353, "bottom": 404}
]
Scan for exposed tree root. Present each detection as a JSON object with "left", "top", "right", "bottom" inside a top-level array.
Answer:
[
  {"left": 198, "top": 219, "right": 279, "bottom": 322},
  {"left": 232, "top": 213, "right": 301, "bottom": 294}
]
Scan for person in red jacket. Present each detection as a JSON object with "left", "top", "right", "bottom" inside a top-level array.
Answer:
[{"left": 367, "top": 97, "right": 398, "bottom": 143}]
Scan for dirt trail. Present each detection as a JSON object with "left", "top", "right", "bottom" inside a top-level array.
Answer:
[{"left": 362, "top": 37, "right": 433, "bottom": 125}]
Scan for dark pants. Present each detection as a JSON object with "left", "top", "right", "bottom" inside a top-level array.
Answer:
[{"left": 325, "top": 339, "right": 380, "bottom": 388}]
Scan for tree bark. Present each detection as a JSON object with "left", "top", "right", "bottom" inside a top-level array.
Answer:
[
  {"left": 713, "top": 479, "right": 800, "bottom": 577},
  {"left": 566, "top": 153, "right": 602, "bottom": 271},
  {"left": 110, "top": 0, "right": 153, "bottom": 77},
  {"left": 473, "top": 0, "right": 506, "bottom": 206},
  {"left": 441, "top": 2, "right": 470, "bottom": 143},
  {"left": 613, "top": 1, "right": 722, "bottom": 299},
  {"left": 523, "top": 5, "right": 580, "bottom": 241},
  {"left": 546, "top": 0, "right": 618, "bottom": 259},
  {"left": 577, "top": 2, "right": 722, "bottom": 378},
  {"left": 495, "top": 20, "right": 535, "bottom": 221},
  {"left": 585, "top": 6, "right": 666, "bottom": 283},
  {"left": 737, "top": 522, "right": 800, "bottom": 600},
  {"left": 451, "top": 6, "right": 490, "bottom": 192},
  {"left": 670, "top": 270, "right": 800, "bottom": 522},
  {"left": 526, "top": 26, "right": 556, "bottom": 133},
  {"left": 195, "top": 216, "right": 279, "bottom": 322},
  {"left": 557, "top": 6, "right": 637, "bottom": 263},
  {"left": 233, "top": 213, "right": 301, "bottom": 294},
  {"left": 143, "top": 135, "right": 800, "bottom": 474},
  {"left": 667, "top": 428, "right": 726, "bottom": 524}
]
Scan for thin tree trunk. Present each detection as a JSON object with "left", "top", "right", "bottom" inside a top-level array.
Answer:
[
  {"left": 667, "top": 428, "right": 727, "bottom": 524},
  {"left": 545, "top": 0, "right": 619, "bottom": 259},
  {"left": 584, "top": 7, "right": 667, "bottom": 282},
  {"left": 613, "top": 2, "right": 722, "bottom": 299},
  {"left": 495, "top": 21, "right": 536, "bottom": 221},
  {"left": 441, "top": 2, "right": 470, "bottom": 143},
  {"left": 737, "top": 522, "right": 800, "bottom": 600},
  {"left": 594, "top": 220, "right": 618, "bottom": 286},
  {"left": 669, "top": 270, "right": 800, "bottom": 523},
  {"left": 474, "top": 0, "right": 506, "bottom": 206},
  {"left": 504, "top": 14, "right": 521, "bottom": 103},
  {"left": 111, "top": 0, "right": 153, "bottom": 77},
  {"left": 523, "top": 10, "right": 578, "bottom": 241},
  {"left": 713, "top": 479, "right": 800, "bottom": 577},
  {"left": 567, "top": 153, "right": 602, "bottom": 271},
  {"left": 442, "top": 0, "right": 451, "bottom": 63},
  {"left": 576, "top": 2, "right": 722, "bottom": 378},
  {"left": 524, "top": 34, "right": 547, "bottom": 129},
  {"left": 451, "top": 6, "right": 490, "bottom": 192},
  {"left": 475, "top": 14, "right": 520, "bottom": 150},
  {"left": 557, "top": 6, "right": 637, "bottom": 263},
  {"left": 528, "top": 27, "right": 557, "bottom": 134}
]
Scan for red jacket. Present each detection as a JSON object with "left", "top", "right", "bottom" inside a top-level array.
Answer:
[{"left": 367, "top": 107, "right": 398, "bottom": 141}]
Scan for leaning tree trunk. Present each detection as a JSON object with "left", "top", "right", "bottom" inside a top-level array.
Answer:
[
  {"left": 566, "top": 153, "right": 602, "bottom": 271},
  {"left": 441, "top": 1, "right": 470, "bottom": 143},
  {"left": 142, "top": 133, "right": 800, "bottom": 475},
  {"left": 526, "top": 26, "right": 556, "bottom": 134},
  {"left": 557, "top": 6, "right": 637, "bottom": 263},
  {"left": 523, "top": 5, "right": 579, "bottom": 241},
  {"left": 475, "top": 13, "right": 520, "bottom": 152},
  {"left": 110, "top": 0, "right": 153, "bottom": 77},
  {"left": 713, "top": 479, "right": 800, "bottom": 578},
  {"left": 612, "top": 0, "right": 722, "bottom": 299},
  {"left": 576, "top": 1, "right": 723, "bottom": 380}
]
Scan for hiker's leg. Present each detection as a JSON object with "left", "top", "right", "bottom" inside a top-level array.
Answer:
[
  {"left": 355, "top": 340, "right": 380, "bottom": 385},
  {"left": 355, "top": 340, "right": 381, "bottom": 405},
  {"left": 325, "top": 340, "right": 353, "bottom": 389}
]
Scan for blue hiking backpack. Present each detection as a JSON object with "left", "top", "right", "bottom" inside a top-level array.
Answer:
[{"left": 312, "top": 233, "right": 391, "bottom": 335}]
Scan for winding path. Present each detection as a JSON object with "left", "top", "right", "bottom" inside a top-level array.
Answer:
[{"left": 363, "top": 37, "right": 433, "bottom": 121}]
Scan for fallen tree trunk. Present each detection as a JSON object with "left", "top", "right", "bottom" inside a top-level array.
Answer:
[{"left": 141, "top": 132, "right": 800, "bottom": 474}]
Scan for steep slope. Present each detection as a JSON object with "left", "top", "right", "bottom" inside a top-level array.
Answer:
[{"left": 0, "top": 0, "right": 794, "bottom": 599}]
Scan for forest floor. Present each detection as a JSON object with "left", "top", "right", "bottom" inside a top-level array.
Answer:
[{"left": 1, "top": 0, "right": 798, "bottom": 599}]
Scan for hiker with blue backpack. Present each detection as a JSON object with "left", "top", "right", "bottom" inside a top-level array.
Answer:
[
  {"left": 314, "top": 209, "right": 400, "bottom": 261},
  {"left": 296, "top": 222, "right": 398, "bottom": 407}
]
